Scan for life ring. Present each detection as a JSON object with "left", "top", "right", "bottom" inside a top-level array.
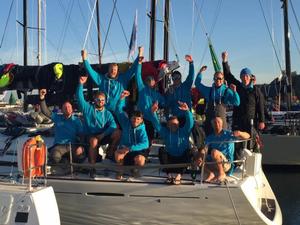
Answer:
[{"left": 22, "top": 135, "right": 46, "bottom": 177}]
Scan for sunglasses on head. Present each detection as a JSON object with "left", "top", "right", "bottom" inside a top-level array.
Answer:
[{"left": 214, "top": 77, "right": 223, "bottom": 81}]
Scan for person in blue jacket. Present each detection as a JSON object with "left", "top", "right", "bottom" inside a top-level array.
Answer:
[
  {"left": 114, "top": 90, "right": 149, "bottom": 178},
  {"left": 195, "top": 65, "right": 240, "bottom": 135},
  {"left": 77, "top": 76, "right": 120, "bottom": 178},
  {"left": 39, "top": 89, "right": 85, "bottom": 164},
  {"left": 151, "top": 101, "right": 194, "bottom": 185},
  {"left": 135, "top": 49, "right": 165, "bottom": 148},
  {"left": 165, "top": 55, "right": 194, "bottom": 126},
  {"left": 194, "top": 117, "right": 250, "bottom": 183},
  {"left": 81, "top": 47, "right": 143, "bottom": 114}
]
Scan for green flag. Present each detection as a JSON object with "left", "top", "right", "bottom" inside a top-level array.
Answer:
[{"left": 208, "top": 39, "right": 221, "bottom": 72}]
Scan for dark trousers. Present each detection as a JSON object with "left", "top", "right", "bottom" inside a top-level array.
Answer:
[
  {"left": 49, "top": 144, "right": 86, "bottom": 164},
  {"left": 159, "top": 147, "right": 190, "bottom": 174}
]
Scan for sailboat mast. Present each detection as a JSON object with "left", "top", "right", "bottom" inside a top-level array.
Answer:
[
  {"left": 37, "top": 0, "right": 42, "bottom": 65},
  {"left": 163, "top": 0, "right": 169, "bottom": 62},
  {"left": 282, "top": 0, "right": 292, "bottom": 110},
  {"left": 96, "top": 0, "right": 101, "bottom": 65},
  {"left": 149, "top": 0, "right": 156, "bottom": 61},
  {"left": 23, "top": 0, "right": 28, "bottom": 66}
]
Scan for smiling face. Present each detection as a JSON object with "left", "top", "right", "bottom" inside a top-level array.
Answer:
[
  {"left": 131, "top": 116, "right": 143, "bottom": 128},
  {"left": 167, "top": 116, "right": 179, "bottom": 132},
  {"left": 212, "top": 117, "right": 223, "bottom": 135},
  {"left": 240, "top": 74, "right": 252, "bottom": 86},
  {"left": 108, "top": 64, "right": 118, "bottom": 79},
  {"left": 146, "top": 77, "right": 156, "bottom": 88},
  {"left": 94, "top": 93, "right": 106, "bottom": 109},
  {"left": 62, "top": 102, "right": 73, "bottom": 118},
  {"left": 213, "top": 72, "right": 224, "bottom": 87}
]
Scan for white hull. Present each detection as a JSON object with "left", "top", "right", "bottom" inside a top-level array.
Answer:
[
  {"left": 0, "top": 183, "right": 60, "bottom": 225},
  {"left": 46, "top": 167, "right": 281, "bottom": 225}
]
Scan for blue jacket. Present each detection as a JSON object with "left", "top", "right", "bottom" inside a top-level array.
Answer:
[
  {"left": 205, "top": 130, "right": 236, "bottom": 175},
  {"left": 166, "top": 62, "right": 195, "bottom": 117},
  {"left": 83, "top": 56, "right": 138, "bottom": 111},
  {"left": 76, "top": 84, "right": 116, "bottom": 136},
  {"left": 135, "top": 63, "right": 165, "bottom": 121},
  {"left": 51, "top": 113, "right": 83, "bottom": 145},
  {"left": 115, "top": 107, "right": 149, "bottom": 152},
  {"left": 195, "top": 72, "right": 240, "bottom": 106},
  {"left": 151, "top": 111, "right": 194, "bottom": 156}
]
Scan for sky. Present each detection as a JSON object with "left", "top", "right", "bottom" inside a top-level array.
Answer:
[{"left": 0, "top": 0, "right": 299, "bottom": 85}]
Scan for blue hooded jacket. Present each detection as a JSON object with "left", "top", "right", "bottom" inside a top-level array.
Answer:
[
  {"left": 205, "top": 129, "right": 236, "bottom": 175},
  {"left": 83, "top": 56, "right": 138, "bottom": 112},
  {"left": 135, "top": 62, "right": 165, "bottom": 121},
  {"left": 166, "top": 62, "right": 195, "bottom": 117},
  {"left": 51, "top": 113, "right": 83, "bottom": 145},
  {"left": 76, "top": 84, "right": 116, "bottom": 136},
  {"left": 195, "top": 72, "right": 240, "bottom": 106},
  {"left": 151, "top": 111, "right": 194, "bottom": 156},
  {"left": 115, "top": 107, "right": 149, "bottom": 152}
]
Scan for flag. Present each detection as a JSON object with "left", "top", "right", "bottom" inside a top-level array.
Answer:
[
  {"left": 128, "top": 10, "right": 138, "bottom": 61},
  {"left": 208, "top": 38, "right": 221, "bottom": 72}
]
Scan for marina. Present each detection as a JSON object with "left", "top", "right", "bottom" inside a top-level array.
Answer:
[{"left": 0, "top": 0, "right": 300, "bottom": 224}]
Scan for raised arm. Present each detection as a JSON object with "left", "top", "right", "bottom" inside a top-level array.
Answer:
[
  {"left": 195, "top": 66, "right": 211, "bottom": 100},
  {"left": 221, "top": 51, "right": 240, "bottom": 87},
  {"left": 224, "top": 84, "right": 240, "bottom": 106},
  {"left": 183, "top": 55, "right": 195, "bottom": 88},
  {"left": 135, "top": 58, "right": 144, "bottom": 91},
  {"left": 178, "top": 102, "right": 194, "bottom": 133},
  {"left": 120, "top": 47, "right": 144, "bottom": 87},
  {"left": 115, "top": 90, "right": 130, "bottom": 128},
  {"left": 76, "top": 76, "right": 92, "bottom": 114},
  {"left": 39, "top": 89, "right": 52, "bottom": 118},
  {"left": 81, "top": 49, "right": 103, "bottom": 86}
]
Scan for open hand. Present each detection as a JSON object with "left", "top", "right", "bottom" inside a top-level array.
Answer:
[
  {"left": 39, "top": 89, "right": 47, "bottom": 100},
  {"left": 79, "top": 76, "right": 88, "bottom": 84},
  {"left": 81, "top": 49, "right": 87, "bottom": 60},
  {"left": 120, "top": 90, "right": 130, "bottom": 100},
  {"left": 185, "top": 55, "right": 193, "bottom": 63},
  {"left": 178, "top": 101, "right": 189, "bottom": 111},
  {"left": 151, "top": 101, "right": 159, "bottom": 113}
]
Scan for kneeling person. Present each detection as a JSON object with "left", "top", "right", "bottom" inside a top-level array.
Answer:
[
  {"left": 196, "top": 117, "right": 250, "bottom": 183},
  {"left": 115, "top": 91, "right": 149, "bottom": 175}
]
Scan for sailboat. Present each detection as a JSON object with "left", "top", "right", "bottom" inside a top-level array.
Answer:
[{"left": 0, "top": 0, "right": 282, "bottom": 224}]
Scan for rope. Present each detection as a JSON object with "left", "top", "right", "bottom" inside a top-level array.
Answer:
[
  {"left": 82, "top": 0, "right": 98, "bottom": 50},
  {"left": 290, "top": 0, "right": 300, "bottom": 33},
  {"left": 225, "top": 181, "right": 242, "bottom": 225},
  {"left": 258, "top": 0, "right": 283, "bottom": 73},
  {"left": 101, "top": 0, "right": 118, "bottom": 58},
  {"left": 0, "top": 0, "right": 15, "bottom": 49}
]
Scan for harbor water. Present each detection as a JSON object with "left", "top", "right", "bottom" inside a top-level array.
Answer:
[{"left": 265, "top": 166, "right": 300, "bottom": 225}]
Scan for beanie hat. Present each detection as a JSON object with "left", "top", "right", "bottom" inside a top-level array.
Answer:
[{"left": 240, "top": 67, "right": 252, "bottom": 78}]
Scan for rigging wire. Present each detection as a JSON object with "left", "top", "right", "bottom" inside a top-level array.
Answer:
[
  {"left": 86, "top": 0, "right": 118, "bottom": 62},
  {"left": 55, "top": 0, "right": 75, "bottom": 60},
  {"left": 290, "top": 0, "right": 300, "bottom": 33},
  {"left": 169, "top": 2, "right": 180, "bottom": 61},
  {"left": 258, "top": 0, "right": 283, "bottom": 73},
  {"left": 289, "top": 23, "right": 300, "bottom": 57},
  {"left": 113, "top": 0, "right": 130, "bottom": 48},
  {"left": 82, "top": 0, "right": 97, "bottom": 50},
  {"left": 0, "top": 0, "right": 15, "bottom": 49},
  {"left": 101, "top": 0, "right": 118, "bottom": 59}
]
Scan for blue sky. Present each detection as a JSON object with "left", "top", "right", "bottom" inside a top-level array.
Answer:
[{"left": 0, "top": 0, "right": 299, "bottom": 85}]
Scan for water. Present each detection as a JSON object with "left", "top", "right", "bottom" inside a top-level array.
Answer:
[{"left": 264, "top": 166, "right": 300, "bottom": 225}]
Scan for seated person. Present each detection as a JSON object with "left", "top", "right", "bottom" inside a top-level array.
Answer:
[
  {"left": 195, "top": 117, "right": 250, "bottom": 183},
  {"left": 150, "top": 101, "right": 194, "bottom": 185},
  {"left": 77, "top": 76, "right": 120, "bottom": 178},
  {"left": 114, "top": 91, "right": 149, "bottom": 179},
  {"left": 39, "top": 89, "right": 85, "bottom": 164}
]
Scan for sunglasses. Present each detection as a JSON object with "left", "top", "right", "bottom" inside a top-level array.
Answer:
[
  {"left": 95, "top": 98, "right": 105, "bottom": 102},
  {"left": 214, "top": 77, "right": 223, "bottom": 81}
]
